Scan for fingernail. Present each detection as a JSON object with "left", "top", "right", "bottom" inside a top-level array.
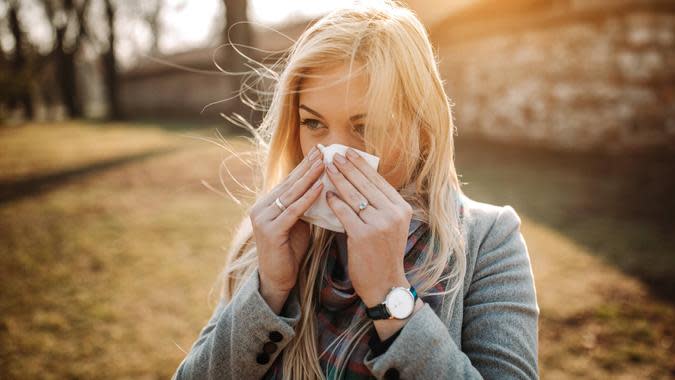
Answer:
[
  {"left": 327, "top": 162, "right": 339, "bottom": 173},
  {"left": 346, "top": 148, "right": 358, "bottom": 159},
  {"left": 334, "top": 153, "right": 347, "bottom": 164},
  {"left": 326, "top": 191, "right": 334, "bottom": 198}
]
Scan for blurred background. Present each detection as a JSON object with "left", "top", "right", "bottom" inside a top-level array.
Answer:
[{"left": 0, "top": 0, "right": 674, "bottom": 379}]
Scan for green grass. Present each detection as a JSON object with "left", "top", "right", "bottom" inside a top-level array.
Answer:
[{"left": 0, "top": 121, "right": 673, "bottom": 379}]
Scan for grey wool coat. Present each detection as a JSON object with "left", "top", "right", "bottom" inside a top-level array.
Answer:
[{"left": 172, "top": 193, "right": 540, "bottom": 379}]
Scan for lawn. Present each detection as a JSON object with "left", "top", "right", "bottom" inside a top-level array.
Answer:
[{"left": 0, "top": 121, "right": 673, "bottom": 379}]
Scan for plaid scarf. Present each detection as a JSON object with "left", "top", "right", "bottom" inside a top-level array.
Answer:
[{"left": 263, "top": 200, "right": 464, "bottom": 379}]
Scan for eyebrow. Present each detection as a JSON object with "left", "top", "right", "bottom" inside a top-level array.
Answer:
[{"left": 299, "top": 104, "right": 366, "bottom": 122}]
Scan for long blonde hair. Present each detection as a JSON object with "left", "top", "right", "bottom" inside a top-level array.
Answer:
[{"left": 213, "top": 1, "right": 466, "bottom": 378}]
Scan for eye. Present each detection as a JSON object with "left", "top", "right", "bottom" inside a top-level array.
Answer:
[
  {"left": 299, "top": 118, "right": 326, "bottom": 131},
  {"left": 353, "top": 124, "right": 365, "bottom": 136}
]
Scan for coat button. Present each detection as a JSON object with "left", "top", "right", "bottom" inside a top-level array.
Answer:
[
  {"left": 263, "top": 341, "right": 278, "bottom": 354},
  {"left": 269, "top": 330, "right": 283, "bottom": 342},
  {"left": 384, "top": 368, "right": 400, "bottom": 380},
  {"left": 256, "top": 352, "right": 270, "bottom": 364}
]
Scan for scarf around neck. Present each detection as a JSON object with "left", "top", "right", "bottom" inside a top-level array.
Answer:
[{"left": 263, "top": 197, "right": 465, "bottom": 379}]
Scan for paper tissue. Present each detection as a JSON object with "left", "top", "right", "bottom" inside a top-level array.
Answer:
[{"left": 299, "top": 143, "right": 380, "bottom": 232}]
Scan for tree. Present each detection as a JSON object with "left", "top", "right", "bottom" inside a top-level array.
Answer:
[
  {"left": 6, "top": 0, "right": 34, "bottom": 118},
  {"left": 221, "top": 0, "right": 251, "bottom": 75},
  {"left": 40, "top": 0, "right": 90, "bottom": 118},
  {"left": 144, "top": 0, "right": 163, "bottom": 55},
  {"left": 102, "top": 0, "right": 118, "bottom": 119},
  {"left": 220, "top": 0, "right": 257, "bottom": 121}
]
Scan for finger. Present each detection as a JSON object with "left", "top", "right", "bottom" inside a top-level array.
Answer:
[
  {"left": 258, "top": 146, "right": 322, "bottom": 208},
  {"left": 325, "top": 160, "right": 368, "bottom": 213},
  {"left": 260, "top": 158, "right": 325, "bottom": 221},
  {"left": 274, "top": 178, "right": 324, "bottom": 231},
  {"left": 331, "top": 153, "right": 390, "bottom": 209},
  {"left": 344, "top": 148, "right": 404, "bottom": 205},
  {"left": 325, "top": 191, "right": 365, "bottom": 235},
  {"left": 324, "top": 161, "right": 379, "bottom": 224}
]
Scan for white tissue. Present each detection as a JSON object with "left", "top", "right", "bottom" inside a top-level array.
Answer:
[{"left": 299, "top": 143, "right": 380, "bottom": 233}]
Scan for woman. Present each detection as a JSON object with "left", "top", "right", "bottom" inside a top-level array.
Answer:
[{"left": 172, "top": 1, "right": 539, "bottom": 379}]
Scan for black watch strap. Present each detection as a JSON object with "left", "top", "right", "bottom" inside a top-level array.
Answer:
[
  {"left": 366, "top": 303, "right": 390, "bottom": 320},
  {"left": 365, "top": 285, "right": 418, "bottom": 320}
]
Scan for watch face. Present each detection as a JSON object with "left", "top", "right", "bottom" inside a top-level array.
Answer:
[{"left": 385, "top": 288, "right": 415, "bottom": 319}]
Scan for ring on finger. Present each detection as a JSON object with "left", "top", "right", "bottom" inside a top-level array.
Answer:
[
  {"left": 274, "top": 197, "right": 287, "bottom": 211},
  {"left": 357, "top": 198, "right": 369, "bottom": 215}
]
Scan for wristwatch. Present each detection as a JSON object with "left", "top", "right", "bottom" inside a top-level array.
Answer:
[{"left": 365, "top": 285, "right": 418, "bottom": 320}]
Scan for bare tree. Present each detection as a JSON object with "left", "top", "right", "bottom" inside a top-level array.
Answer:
[
  {"left": 144, "top": 0, "right": 163, "bottom": 55},
  {"left": 40, "top": 0, "right": 90, "bottom": 118},
  {"left": 3, "top": 0, "right": 35, "bottom": 119},
  {"left": 221, "top": 0, "right": 251, "bottom": 75},
  {"left": 102, "top": 0, "right": 118, "bottom": 119},
  {"left": 0, "top": 0, "right": 35, "bottom": 119},
  {"left": 220, "top": 0, "right": 258, "bottom": 121}
]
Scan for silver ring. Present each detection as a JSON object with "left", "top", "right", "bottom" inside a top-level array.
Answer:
[
  {"left": 274, "top": 197, "right": 287, "bottom": 211},
  {"left": 358, "top": 199, "right": 368, "bottom": 213}
]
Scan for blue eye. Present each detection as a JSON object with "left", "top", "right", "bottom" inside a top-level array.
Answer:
[{"left": 299, "top": 118, "right": 325, "bottom": 130}]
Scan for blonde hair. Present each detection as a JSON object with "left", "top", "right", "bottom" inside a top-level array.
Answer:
[{"left": 213, "top": 1, "right": 466, "bottom": 378}]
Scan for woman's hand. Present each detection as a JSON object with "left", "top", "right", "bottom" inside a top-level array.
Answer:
[
  {"left": 324, "top": 147, "right": 414, "bottom": 308},
  {"left": 249, "top": 145, "right": 324, "bottom": 308}
]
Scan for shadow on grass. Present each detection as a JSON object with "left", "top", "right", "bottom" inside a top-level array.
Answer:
[
  {"left": 0, "top": 146, "right": 179, "bottom": 205},
  {"left": 455, "top": 136, "right": 675, "bottom": 302}
]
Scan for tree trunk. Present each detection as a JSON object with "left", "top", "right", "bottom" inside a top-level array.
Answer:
[
  {"left": 222, "top": 0, "right": 251, "bottom": 74},
  {"left": 59, "top": 49, "right": 81, "bottom": 118},
  {"left": 8, "top": 1, "right": 34, "bottom": 119},
  {"left": 103, "top": 0, "right": 119, "bottom": 119},
  {"left": 221, "top": 0, "right": 261, "bottom": 124},
  {"left": 49, "top": 0, "right": 88, "bottom": 119}
]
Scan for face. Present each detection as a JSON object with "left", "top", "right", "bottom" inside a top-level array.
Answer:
[{"left": 297, "top": 63, "right": 405, "bottom": 189}]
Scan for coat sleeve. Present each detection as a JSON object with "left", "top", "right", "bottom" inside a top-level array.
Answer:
[
  {"left": 362, "top": 205, "right": 539, "bottom": 379},
  {"left": 171, "top": 267, "right": 302, "bottom": 379}
]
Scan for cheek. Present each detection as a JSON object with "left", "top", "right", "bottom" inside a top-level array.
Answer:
[
  {"left": 298, "top": 128, "right": 326, "bottom": 156},
  {"left": 298, "top": 129, "right": 313, "bottom": 157}
]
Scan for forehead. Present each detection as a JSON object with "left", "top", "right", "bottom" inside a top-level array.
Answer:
[{"left": 298, "top": 64, "right": 368, "bottom": 114}]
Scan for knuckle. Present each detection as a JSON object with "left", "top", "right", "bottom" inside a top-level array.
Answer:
[
  {"left": 395, "top": 205, "right": 410, "bottom": 219},
  {"left": 375, "top": 223, "right": 389, "bottom": 234}
]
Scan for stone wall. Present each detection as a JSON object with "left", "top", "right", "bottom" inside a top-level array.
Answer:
[
  {"left": 119, "top": 62, "right": 237, "bottom": 120},
  {"left": 119, "top": 20, "right": 311, "bottom": 122},
  {"left": 432, "top": 0, "right": 675, "bottom": 152}
]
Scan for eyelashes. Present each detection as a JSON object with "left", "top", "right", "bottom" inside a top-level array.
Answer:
[
  {"left": 299, "top": 118, "right": 324, "bottom": 130},
  {"left": 299, "top": 118, "right": 365, "bottom": 136}
]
